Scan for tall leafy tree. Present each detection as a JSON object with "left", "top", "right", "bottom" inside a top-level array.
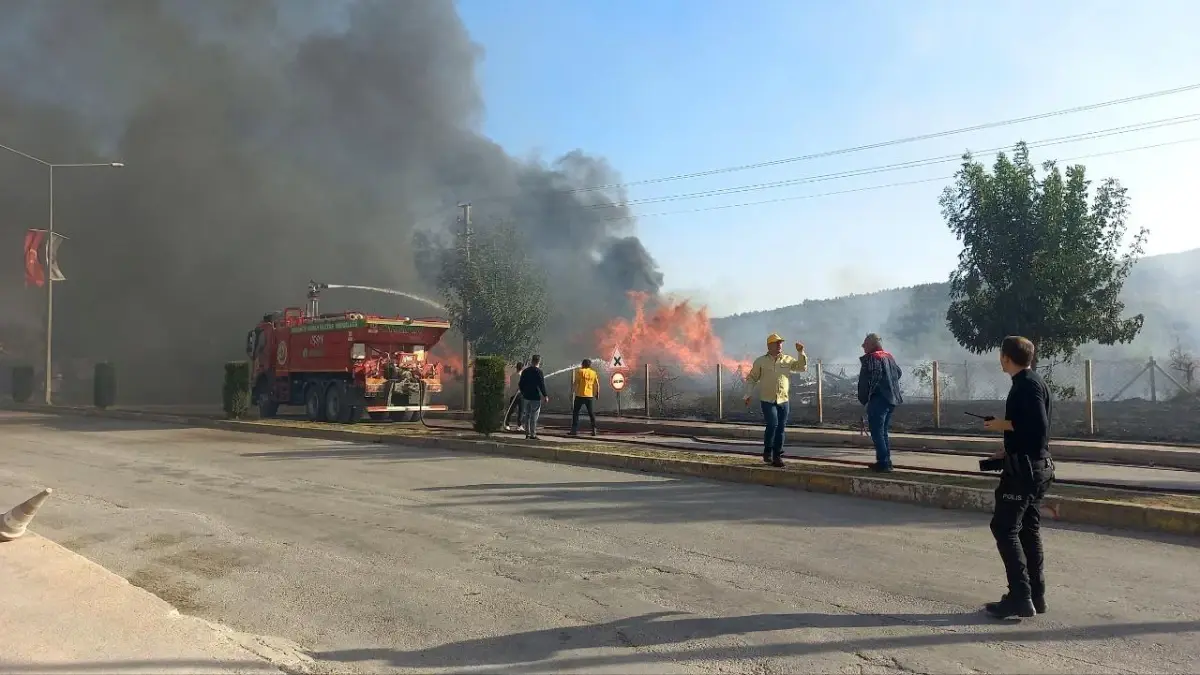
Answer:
[
  {"left": 940, "top": 142, "right": 1148, "bottom": 368},
  {"left": 414, "top": 223, "right": 549, "bottom": 361}
]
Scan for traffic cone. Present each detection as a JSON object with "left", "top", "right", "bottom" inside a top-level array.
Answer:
[{"left": 0, "top": 488, "right": 53, "bottom": 542}]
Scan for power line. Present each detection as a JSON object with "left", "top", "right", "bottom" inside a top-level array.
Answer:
[
  {"left": 405, "top": 81, "right": 1200, "bottom": 227},
  {"left": 583, "top": 114, "right": 1200, "bottom": 210},
  {"left": 567, "top": 82, "right": 1200, "bottom": 194},
  {"left": 600, "top": 136, "right": 1200, "bottom": 223}
]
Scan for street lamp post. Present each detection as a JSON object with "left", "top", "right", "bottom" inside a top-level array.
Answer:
[{"left": 0, "top": 141, "right": 123, "bottom": 404}]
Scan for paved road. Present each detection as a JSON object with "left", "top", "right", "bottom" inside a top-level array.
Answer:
[{"left": 2, "top": 410, "right": 1198, "bottom": 674}]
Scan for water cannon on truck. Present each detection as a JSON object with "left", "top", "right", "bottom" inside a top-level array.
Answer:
[{"left": 245, "top": 281, "right": 451, "bottom": 423}]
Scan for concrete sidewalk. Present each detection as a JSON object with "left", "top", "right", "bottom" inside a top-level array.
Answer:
[{"left": 0, "top": 533, "right": 310, "bottom": 674}]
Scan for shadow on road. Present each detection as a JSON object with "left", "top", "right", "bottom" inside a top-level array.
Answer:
[
  {"left": 310, "top": 610, "right": 1200, "bottom": 670},
  {"left": 411, "top": 479, "right": 973, "bottom": 528}
]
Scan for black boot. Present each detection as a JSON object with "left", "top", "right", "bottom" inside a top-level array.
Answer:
[
  {"left": 985, "top": 594, "right": 1037, "bottom": 619},
  {"left": 998, "top": 592, "right": 1046, "bottom": 614},
  {"left": 763, "top": 448, "right": 772, "bottom": 465},
  {"left": 770, "top": 450, "right": 784, "bottom": 468}
]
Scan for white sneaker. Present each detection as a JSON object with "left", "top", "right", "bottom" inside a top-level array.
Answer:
[{"left": 518, "top": 424, "right": 526, "bottom": 432}]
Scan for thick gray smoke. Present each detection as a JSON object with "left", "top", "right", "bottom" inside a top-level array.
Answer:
[{"left": 0, "top": 0, "right": 662, "bottom": 401}]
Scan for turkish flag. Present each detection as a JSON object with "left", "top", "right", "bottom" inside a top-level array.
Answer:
[{"left": 24, "top": 229, "right": 45, "bottom": 288}]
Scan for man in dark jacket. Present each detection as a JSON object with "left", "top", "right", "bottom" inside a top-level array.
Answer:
[
  {"left": 517, "top": 355, "right": 549, "bottom": 440},
  {"left": 980, "top": 335, "right": 1055, "bottom": 620},
  {"left": 857, "top": 333, "right": 903, "bottom": 472}
]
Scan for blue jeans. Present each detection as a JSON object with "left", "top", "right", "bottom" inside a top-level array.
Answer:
[
  {"left": 522, "top": 398, "right": 543, "bottom": 437},
  {"left": 760, "top": 400, "right": 790, "bottom": 456},
  {"left": 866, "top": 397, "right": 896, "bottom": 466}
]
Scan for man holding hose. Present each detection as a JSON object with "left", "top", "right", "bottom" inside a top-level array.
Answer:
[{"left": 744, "top": 333, "right": 808, "bottom": 467}]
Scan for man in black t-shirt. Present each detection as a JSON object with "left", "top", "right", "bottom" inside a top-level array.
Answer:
[{"left": 980, "top": 335, "right": 1056, "bottom": 619}]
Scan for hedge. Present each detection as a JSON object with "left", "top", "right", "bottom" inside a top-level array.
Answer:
[
  {"left": 93, "top": 362, "right": 117, "bottom": 409},
  {"left": 11, "top": 365, "right": 34, "bottom": 403},
  {"left": 223, "top": 361, "right": 252, "bottom": 419},
  {"left": 472, "top": 355, "right": 507, "bottom": 435}
]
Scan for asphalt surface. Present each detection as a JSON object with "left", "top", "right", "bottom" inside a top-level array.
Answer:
[{"left": 2, "top": 410, "right": 1198, "bottom": 674}]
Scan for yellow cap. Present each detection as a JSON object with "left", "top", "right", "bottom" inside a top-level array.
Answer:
[{"left": 766, "top": 332, "right": 785, "bottom": 345}]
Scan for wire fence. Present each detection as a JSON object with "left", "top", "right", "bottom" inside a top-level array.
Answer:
[{"left": 447, "top": 356, "right": 1200, "bottom": 444}]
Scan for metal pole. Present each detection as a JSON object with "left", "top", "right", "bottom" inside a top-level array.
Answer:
[
  {"left": 44, "top": 165, "right": 54, "bottom": 405},
  {"left": 459, "top": 203, "right": 472, "bottom": 413},
  {"left": 716, "top": 363, "right": 723, "bottom": 421},
  {"left": 1084, "top": 359, "right": 1094, "bottom": 435}
]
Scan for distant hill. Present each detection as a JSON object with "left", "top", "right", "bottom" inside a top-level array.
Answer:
[{"left": 712, "top": 248, "right": 1200, "bottom": 382}]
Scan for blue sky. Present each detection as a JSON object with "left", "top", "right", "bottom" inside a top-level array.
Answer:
[{"left": 456, "top": 0, "right": 1200, "bottom": 316}]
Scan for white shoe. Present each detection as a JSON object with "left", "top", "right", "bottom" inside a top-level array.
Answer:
[{"left": 518, "top": 425, "right": 526, "bottom": 432}]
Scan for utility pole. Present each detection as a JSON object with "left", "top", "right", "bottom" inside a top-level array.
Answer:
[
  {"left": 0, "top": 141, "right": 122, "bottom": 405},
  {"left": 458, "top": 203, "right": 473, "bottom": 413},
  {"left": 45, "top": 165, "right": 54, "bottom": 404}
]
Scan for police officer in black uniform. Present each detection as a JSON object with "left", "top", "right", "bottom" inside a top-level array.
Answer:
[{"left": 980, "top": 335, "right": 1056, "bottom": 619}]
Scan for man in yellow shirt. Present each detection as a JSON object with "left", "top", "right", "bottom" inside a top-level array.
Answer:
[
  {"left": 744, "top": 333, "right": 808, "bottom": 467},
  {"left": 569, "top": 358, "right": 600, "bottom": 436}
]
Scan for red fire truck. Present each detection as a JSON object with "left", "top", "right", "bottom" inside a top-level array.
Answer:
[{"left": 245, "top": 285, "right": 451, "bottom": 423}]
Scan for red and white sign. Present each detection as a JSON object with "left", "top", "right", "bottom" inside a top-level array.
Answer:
[{"left": 610, "top": 372, "right": 626, "bottom": 391}]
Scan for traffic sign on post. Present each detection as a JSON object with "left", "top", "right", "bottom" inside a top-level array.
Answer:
[{"left": 610, "top": 371, "right": 626, "bottom": 391}]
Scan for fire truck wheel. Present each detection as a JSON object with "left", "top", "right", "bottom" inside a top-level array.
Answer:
[
  {"left": 258, "top": 396, "right": 279, "bottom": 419},
  {"left": 305, "top": 385, "right": 327, "bottom": 422},
  {"left": 325, "top": 382, "right": 354, "bottom": 424}
]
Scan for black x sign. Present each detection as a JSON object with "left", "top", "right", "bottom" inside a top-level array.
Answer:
[{"left": 613, "top": 355, "right": 623, "bottom": 367}]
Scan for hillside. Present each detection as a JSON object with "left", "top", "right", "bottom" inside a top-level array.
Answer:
[{"left": 713, "top": 248, "right": 1200, "bottom": 374}]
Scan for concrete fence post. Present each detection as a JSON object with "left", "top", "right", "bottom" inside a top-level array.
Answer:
[
  {"left": 644, "top": 362, "right": 650, "bottom": 420},
  {"left": 1084, "top": 359, "right": 1095, "bottom": 435},
  {"left": 932, "top": 360, "right": 941, "bottom": 429},
  {"left": 815, "top": 361, "right": 824, "bottom": 425},
  {"left": 716, "top": 363, "right": 724, "bottom": 421}
]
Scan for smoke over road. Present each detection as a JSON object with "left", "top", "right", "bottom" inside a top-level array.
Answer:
[{"left": 0, "top": 0, "right": 662, "bottom": 401}]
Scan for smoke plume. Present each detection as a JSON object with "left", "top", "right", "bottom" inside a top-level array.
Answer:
[{"left": 0, "top": 0, "right": 663, "bottom": 401}]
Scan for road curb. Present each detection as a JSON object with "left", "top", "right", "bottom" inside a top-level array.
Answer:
[
  {"left": 491, "top": 414, "right": 1200, "bottom": 470},
  {"left": 8, "top": 404, "right": 1200, "bottom": 538}
]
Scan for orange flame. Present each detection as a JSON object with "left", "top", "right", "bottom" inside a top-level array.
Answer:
[
  {"left": 428, "top": 344, "right": 522, "bottom": 387},
  {"left": 430, "top": 343, "right": 464, "bottom": 379},
  {"left": 595, "top": 291, "right": 752, "bottom": 376}
]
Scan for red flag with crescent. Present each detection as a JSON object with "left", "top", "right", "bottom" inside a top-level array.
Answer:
[{"left": 24, "top": 229, "right": 45, "bottom": 288}]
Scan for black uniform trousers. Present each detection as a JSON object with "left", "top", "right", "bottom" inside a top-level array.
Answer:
[{"left": 989, "top": 457, "right": 1055, "bottom": 601}]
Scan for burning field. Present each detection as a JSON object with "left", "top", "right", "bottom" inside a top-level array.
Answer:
[{"left": 594, "top": 292, "right": 753, "bottom": 375}]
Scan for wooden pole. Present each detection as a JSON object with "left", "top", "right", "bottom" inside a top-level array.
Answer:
[
  {"left": 931, "top": 360, "right": 941, "bottom": 429},
  {"left": 1084, "top": 359, "right": 1094, "bottom": 435},
  {"left": 815, "top": 361, "right": 824, "bottom": 425}
]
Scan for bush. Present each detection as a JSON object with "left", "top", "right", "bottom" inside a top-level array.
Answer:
[
  {"left": 11, "top": 365, "right": 34, "bottom": 403},
  {"left": 222, "top": 361, "right": 252, "bottom": 419},
  {"left": 93, "top": 362, "right": 117, "bottom": 409},
  {"left": 472, "top": 355, "right": 507, "bottom": 434}
]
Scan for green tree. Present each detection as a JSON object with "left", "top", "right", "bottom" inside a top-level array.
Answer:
[
  {"left": 940, "top": 142, "right": 1148, "bottom": 367},
  {"left": 414, "top": 223, "right": 549, "bottom": 362}
]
